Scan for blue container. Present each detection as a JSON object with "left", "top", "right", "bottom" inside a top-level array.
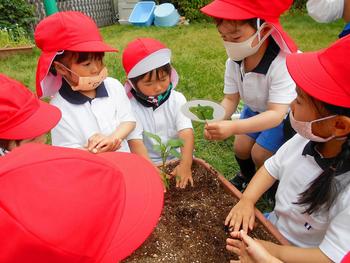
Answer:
[
  {"left": 128, "top": 1, "right": 156, "bottom": 26},
  {"left": 154, "top": 3, "right": 180, "bottom": 27}
]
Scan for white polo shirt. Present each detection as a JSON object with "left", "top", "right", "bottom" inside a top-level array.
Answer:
[
  {"left": 50, "top": 77, "right": 136, "bottom": 152},
  {"left": 224, "top": 38, "right": 296, "bottom": 113},
  {"left": 127, "top": 90, "right": 193, "bottom": 163},
  {"left": 265, "top": 134, "right": 350, "bottom": 262}
]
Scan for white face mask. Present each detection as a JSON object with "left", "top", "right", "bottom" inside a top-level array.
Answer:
[
  {"left": 59, "top": 63, "right": 108, "bottom": 91},
  {"left": 289, "top": 111, "right": 337, "bottom": 142},
  {"left": 223, "top": 22, "right": 273, "bottom": 61},
  {"left": 307, "top": 0, "right": 344, "bottom": 23}
]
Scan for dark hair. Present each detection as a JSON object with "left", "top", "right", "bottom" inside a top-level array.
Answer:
[
  {"left": 214, "top": 18, "right": 264, "bottom": 30},
  {"left": 129, "top": 63, "right": 172, "bottom": 89},
  {"left": 295, "top": 102, "right": 350, "bottom": 214},
  {"left": 49, "top": 51, "right": 105, "bottom": 75},
  {"left": 0, "top": 139, "right": 21, "bottom": 151}
]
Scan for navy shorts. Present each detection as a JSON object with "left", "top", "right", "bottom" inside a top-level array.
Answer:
[{"left": 240, "top": 105, "right": 285, "bottom": 153}]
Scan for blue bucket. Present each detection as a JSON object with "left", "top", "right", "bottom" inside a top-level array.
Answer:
[
  {"left": 154, "top": 3, "right": 180, "bottom": 27},
  {"left": 128, "top": 1, "right": 156, "bottom": 26}
]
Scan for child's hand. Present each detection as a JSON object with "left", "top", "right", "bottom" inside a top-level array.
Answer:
[
  {"left": 171, "top": 163, "right": 194, "bottom": 189},
  {"left": 225, "top": 197, "right": 255, "bottom": 233},
  {"left": 204, "top": 120, "right": 236, "bottom": 140},
  {"left": 87, "top": 133, "right": 122, "bottom": 153},
  {"left": 227, "top": 230, "right": 281, "bottom": 263}
]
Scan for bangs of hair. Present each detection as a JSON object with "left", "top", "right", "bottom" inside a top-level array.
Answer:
[
  {"left": 130, "top": 63, "right": 172, "bottom": 88},
  {"left": 75, "top": 52, "right": 105, "bottom": 63}
]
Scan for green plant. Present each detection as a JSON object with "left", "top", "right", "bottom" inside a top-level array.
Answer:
[
  {"left": 144, "top": 131, "right": 184, "bottom": 189},
  {"left": 0, "top": 0, "right": 35, "bottom": 41},
  {"left": 0, "top": 27, "right": 33, "bottom": 48},
  {"left": 291, "top": 0, "right": 307, "bottom": 11},
  {"left": 173, "top": 0, "right": 212, "bottom": 22}
]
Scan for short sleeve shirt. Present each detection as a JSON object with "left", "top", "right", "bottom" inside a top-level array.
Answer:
[
  {"left": 127, "top": 90, "right": 193, "bottom": 163},
  {"left": 224, "top": 39, "right": 296, "bottom": 113},
  {"left": 50, "top": 77, "right": 136, "bottom": 152},
  {"left": 265, "top": 134, "right": 350, "bottom": 262}
]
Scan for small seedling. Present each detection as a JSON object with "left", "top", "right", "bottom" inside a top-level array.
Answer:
[
  {"left": 144, "top": 131, "right": 184, "bottom": 189},
  {"left": 189, "top": 104, "right": 214, "bottom": 121}
]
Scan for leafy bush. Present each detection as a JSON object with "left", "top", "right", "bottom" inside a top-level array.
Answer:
[
  {"left": 0, "top": 0, "right": 35, "bottom": 41},
  {"left": 291, "top": 0, "right": 307, "bottom": 10},
  {"left": 0, "top": 27, "right": 33, "bottom": 48}
]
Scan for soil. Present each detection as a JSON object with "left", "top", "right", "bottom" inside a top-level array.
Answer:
[{"left": 124, "top": 161, "right": 279, "bottom": 263}]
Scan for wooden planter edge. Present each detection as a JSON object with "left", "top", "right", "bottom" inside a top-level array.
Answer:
[
  {"left": 0, "top": 45, "right": 35, "bottom": 59},
  {"left": 193, "top": 157, "right": 290, "bottom": 246}
]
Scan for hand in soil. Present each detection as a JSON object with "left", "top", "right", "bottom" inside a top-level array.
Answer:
[
  {"left": 227, "top": 230, "right": 282, "bottom": 263},
  {"left": 225, "top": 196, "right": 255, "bottom": 233},
  {"left": 86, "top": 133, "right": 122, "bottom": 153},
  {"left": 204, "top": 120, "right": 236, "bottom": 140},
  {"left": 171, "top": 163, "right": 194, "bottom": 188}
]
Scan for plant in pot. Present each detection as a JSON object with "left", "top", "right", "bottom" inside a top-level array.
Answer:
[
  {"left": 0, "top": 0, "right": 36, "bottom": 58},
  {"left": 124, "top": 133, "right": 289, "bottom": 262},
  {"left": 144, "top": 131, "right": 184, "bottom": 189}
]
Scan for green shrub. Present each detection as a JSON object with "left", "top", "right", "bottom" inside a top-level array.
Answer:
[
  {"left": 173, "top": 0, "right": 212, "bottom": 22},
  {"left": 0, "top": 27, "right": 33, "bottom": 48},
  {"left": 0, "top": 0, "right": 35, "bottom": 41},
  {"left": 291, "top": 0, "right": 307, "bottom": 10}
]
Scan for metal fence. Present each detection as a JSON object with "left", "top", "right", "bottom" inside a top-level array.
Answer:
[{"left": 28, "top": 0, "right": 117, "bottom": 27}]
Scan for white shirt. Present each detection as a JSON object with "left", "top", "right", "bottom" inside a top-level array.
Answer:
[
  {"left": 224, "top": 39, "right": 296, "bottom": 113},
  {"left": 265, "top": 134, "right": 350, "bottom": 262},
  {"left": 127, "top": 90, "right": 193, "bottom": 163},
  {"left": 307, "top": 0, "right": 344, "bottom": 23},
  {"left": 50, "top": 77, "right": 136, "bottom": 152}
]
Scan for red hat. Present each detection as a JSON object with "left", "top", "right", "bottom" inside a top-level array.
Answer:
[
  {"left": 35, "top": 11, "right": 118, "bottom": 98},
  {"left": 286, "top": 34, "right": 350, "bottom": 108},
  {"left": 0, "top": 74, "right": 61, "bottom": 140},
  {"left": 0, "top": 143, "right": 164, "bottom": 262},
  {"left": 342, "top": 252, "right": 350, "bottom": 263},
  {"left": 200, "top": 0, "right": 297, "bottom": 53},
  {"left": 122, "top": 38, "right": 179, "bottom": 92}
]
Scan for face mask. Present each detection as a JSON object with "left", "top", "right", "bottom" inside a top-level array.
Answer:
[
  {"left": 223, "top": 22, "right": 273, "bottom": 61},
  {"left": 59, "top": 63, "right": 108, "bottom": 91},
  {"left": 132, "top": 82, "right": 172, "bottom": 107},
  {"left": 289, "top": 111, "right": 337, "bottom": 142},
  {"left": 307, "top": 0, "right": 344, "bottom": 23}
]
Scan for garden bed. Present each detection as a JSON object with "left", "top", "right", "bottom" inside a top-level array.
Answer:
[
  {"left": 0, "top": 45, "right": 35, "bottom": 59},
  {"left": 124, "top": 158, "right": 288, "bottom": 262}
]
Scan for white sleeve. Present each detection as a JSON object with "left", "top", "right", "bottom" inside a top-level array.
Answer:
[
  {"left": 307, "top": 0, "right": 344, "bottom": 23},
  {"left": 175, "top": 92, "right": 193, "bottom": 131},
  {"left": 268, "top": 55, "right": 297, "bottom": 105},
  {"left": 113, "top": 81, "right": 136, "bottom": 123},
  {"left": 223, "top": 58, "right": 240, "bottom": 95},
  {"left": 264, "top": 136, "right": 294, "bottom": 180},
  {"left": 127, "top": 113, "right": 144, "bottom": 141},
  {"left": 51, "top": 117, "right": 85, "bottom": 149},
  {"left": 319, "top": 206, "right": 350, "bottom": 262}
]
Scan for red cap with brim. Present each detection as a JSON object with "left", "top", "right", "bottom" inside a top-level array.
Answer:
[
  {"left": 200, "top": 0, "right": 297, "bottom": 53},
  {"left": 0, "top": 144, "right": 163, "bottom": 262},
  {"left": 35, "top": 11, "right": 118, "bottom": 98},
  {"left": 286, "top": 35, "right": 350, "bottom": 108},
  {"left": 0, "top": 74, "right": 61, "bottom": 140}
]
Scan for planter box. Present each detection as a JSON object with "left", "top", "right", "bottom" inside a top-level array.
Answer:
[
  {"left": 0, "top": 45, "right": 35, "bottom": 59},
  {"left": 124, "top": 158, "right": 289, "bottom": 262}
]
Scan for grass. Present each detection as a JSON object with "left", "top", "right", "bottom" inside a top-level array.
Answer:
[{"left": 0, "top": 12, "right": 345, "bottom": 183}]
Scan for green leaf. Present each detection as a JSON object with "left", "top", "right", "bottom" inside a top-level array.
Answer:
[
  {"left": 169, "top": 148, "right": 181, "bottom": 159},
  {"left": 143, "top": 131, "right": 162, "bottom": 144},
  {"left": 152, "top": 144, "right": 162, "bottom": 153},
  {"left": 167, "top": 138, "right": 184, "bottom": 148}
]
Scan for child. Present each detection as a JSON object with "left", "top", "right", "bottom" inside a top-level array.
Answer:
[
  {"left": 0, "top": 74, "right": 61, "bottom": 155},
  {"left": 225, "top": 35, "right": 350, "bottom": 262},
  {"left": 34, "top": 11, "right": 136, "bottom": 154},
  {"left": 122, "top": 38, "right": 194, "bottom": 188},
  {"left": 0, "top": 143, "right": 163, "bottom": 262},
  {"left": 200, "top": 0, "right": 297, "bottom": 191}
]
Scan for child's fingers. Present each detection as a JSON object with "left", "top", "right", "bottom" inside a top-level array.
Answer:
[
  {"left": 229, "top": 231, "right": 241, "bottom": 239},
  {"left": 189, "top": 176, "right": 194, "bottom": 187},
  {"left": 249, "top": 215, "right": 255, "bottom": 231},
  {"left": 233, "top": 214, "right": 243, "bottom": 232},
  {"left": 239, "top": 230, "right": 254, "bottom": 247}
]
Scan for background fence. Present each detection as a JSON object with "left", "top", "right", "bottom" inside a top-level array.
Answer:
[{"left": 28, "top": 0, "right": 118, "bottom": 27}]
